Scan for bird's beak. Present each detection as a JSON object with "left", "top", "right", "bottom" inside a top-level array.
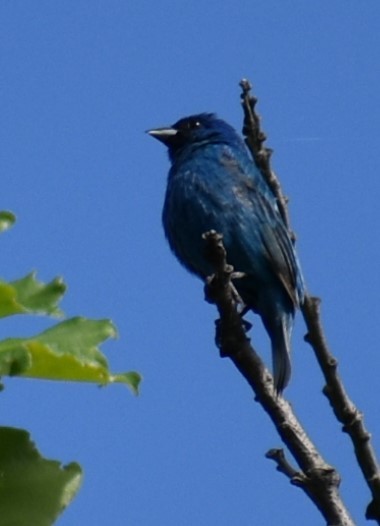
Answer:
[{"left": 147, "top": 127, "right": 178, "bottom": 145}]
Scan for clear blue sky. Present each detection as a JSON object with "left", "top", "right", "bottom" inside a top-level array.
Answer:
[{"left": 1, "top": 2, "right": 380, "bottom": 525}]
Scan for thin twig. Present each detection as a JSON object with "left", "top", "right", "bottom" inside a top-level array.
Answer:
[
  {"left": 303, "top": 297, "right": 380, "bottom": 521},
  {"left": 239, "top": 78, "right": 380, "bottom": 523},
  {"left": 203, "top": 230, "right": 354, "bottom": 526},
  {"left": 239, "top": 78, "right": 294, "bottom": 240}
]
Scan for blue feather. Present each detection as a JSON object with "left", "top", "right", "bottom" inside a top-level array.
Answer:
[{"left": 149, "top": 113, "right": 305, "bottom": 393}]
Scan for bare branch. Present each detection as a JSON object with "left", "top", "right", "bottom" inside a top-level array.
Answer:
[
  {"left": 239, "top": 78, "right": 293, "bottom": 240},
  {"left": 238, "top": 78, "right": 380, "bottom": 523},
  {"left": 303, "top": 297, "right": 380, "bottom": 521},
  {"left": 266, "top": 448, "right": 300, "bottom": 480},
  {"left": 203, "top": 230, "right": 354, "bottom": 526}
]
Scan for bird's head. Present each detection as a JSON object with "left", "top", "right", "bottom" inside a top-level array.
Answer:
[{"left": 148, "top": 113, "right": 244, "bottom": 161}]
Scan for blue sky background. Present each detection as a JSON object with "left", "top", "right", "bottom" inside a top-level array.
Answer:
[{"left": 1, "top": 2, "right": 380, "bottom": 525}]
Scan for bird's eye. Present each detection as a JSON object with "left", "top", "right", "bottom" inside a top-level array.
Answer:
[
  {"left": 175, "top": 118, "right": 203, "bottom": 133},
  {"left": 188, "top": 120, "right": 201, "bottom": 130}
]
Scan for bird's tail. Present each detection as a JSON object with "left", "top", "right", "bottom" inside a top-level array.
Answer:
[{"left": 270, "top": 313, "right": 293, "bottom": 395}]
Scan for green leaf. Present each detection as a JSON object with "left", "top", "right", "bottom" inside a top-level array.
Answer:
[
  {"left": 0, "top": 210, "right": 16, "bottom": 232},
  {"left": 111, "top": 371, "right": 142, "bottom": 394},
  {"left": 0, "top": 317, "right": 141, "bottom": 393},
  {"left": 0, "top": 273, "right": 66, "bottom": 318},
  {"left": 0, "top": 427, "right": 82, "bottom": 526}
]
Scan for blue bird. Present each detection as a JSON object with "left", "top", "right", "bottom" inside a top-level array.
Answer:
[{"left": 148, "top": 113, "right": 304, "bottom": 393}]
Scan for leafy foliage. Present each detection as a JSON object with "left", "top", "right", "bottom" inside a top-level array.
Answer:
[
  {"left": 0, "top": 210, "right": 16, "bottom": 232},
  {"left": 0, "top": 211, "right": 141, "bottom": 524},
  {"left": 0, "top": 427, "right": 82, "bottom": 526},
  {"left": 0, "top": 273, "right": 66, "bottom": 318},
  {"left": 0, "top": 317, "right": 140, "bottom": 392}
]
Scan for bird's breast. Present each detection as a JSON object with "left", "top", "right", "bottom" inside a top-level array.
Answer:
[{"left": 162, "top": 157, "right": 240, "bottom": 276}]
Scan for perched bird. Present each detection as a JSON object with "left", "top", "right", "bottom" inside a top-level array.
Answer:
[{"left": 148, "top": 113, "right": 304, "bottom": 393}]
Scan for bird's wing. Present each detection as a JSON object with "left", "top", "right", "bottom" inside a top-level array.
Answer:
[
  {"left": 221, "top": 150, "right": 302, "bottom": 307},
  {"left": 251, "top": 187, "right": 301, "bottom": 308}
]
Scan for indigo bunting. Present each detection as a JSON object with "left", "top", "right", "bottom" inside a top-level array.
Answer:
[{"left": 148, "top": 113, "right": 304, "bottom": 393}]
